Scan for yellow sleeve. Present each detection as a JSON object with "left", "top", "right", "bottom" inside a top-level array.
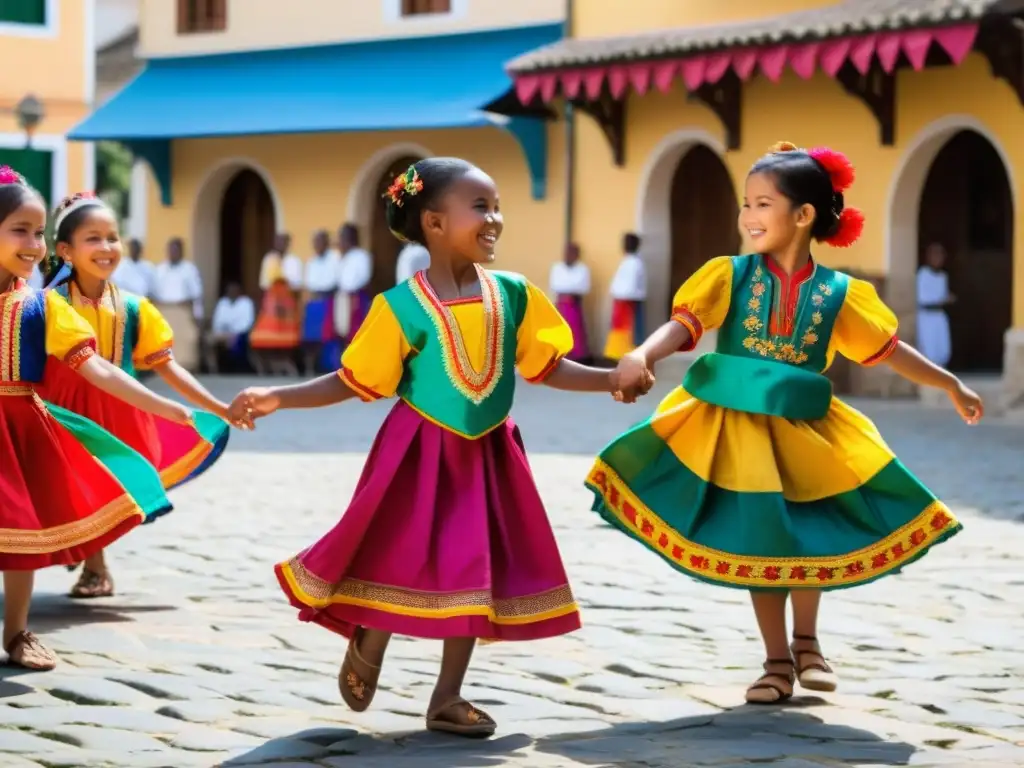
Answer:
[
  {"left": 516, "top": 280, "right": 574, "bottom": 383},
  {"left": 43, "top": 290, "right": 97, "bottom": 369},
  {"left": 338, "top": 294, "right": 411, "bottom": 401},
  {"left": 669, "top": 256, "right": 734, "bottom": 350},
  {"left": 831, "top": 277, "right": 899, "bottom": 365},
  {"left": 132, "top": 298, "right": 175, "bottom": 370}
]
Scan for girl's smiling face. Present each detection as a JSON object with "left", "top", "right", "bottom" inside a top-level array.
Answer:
[
  {"left": 58, "top": 206, "right": 123, "bottom": 282},
  {"left": 425, "top": 168, "right": 503, "bottom": 264},
  {"left": 0, "top": 195, "right": 46, "bottom": 282},
  {"left": 739, "top": 171, "right": 814, "bottom": 254}
]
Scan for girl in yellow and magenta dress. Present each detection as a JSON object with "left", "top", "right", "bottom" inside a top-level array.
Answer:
[
  {"left": 594, "top": 142, "right": 983, "bottom": 705},
  {"left": 229, "top": 158, "right": 639, "bottom": 737},
  {"left": 37, "top": 192, "right": 232, "bottom": 599},
  {"left": 0, "top": 168, "right": 194, "bottom": 670}
]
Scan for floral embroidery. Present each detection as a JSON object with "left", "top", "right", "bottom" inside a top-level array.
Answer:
[
  {"left": 587, "top": 461, "right": 960, "bottom": 589},
  {"left": 69, "top": 282, "right": 127, "bottom": 369},
  {"left": 409, "top": 267, "right": 505, "bottom": 405},
  {"left": 741, "top": 261, "right": 831, "bottom": 366}
]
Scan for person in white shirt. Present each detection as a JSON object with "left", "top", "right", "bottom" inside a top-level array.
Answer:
[
  {"left": 203, "top": 282, "right": 256, "bottom": 373},
  {"left": 302, "top": 229, "right": 341, "bottom": 373},
  {"left": 111, "top": 239, "right": 155, "bottom": 297},
  {"left": 604, "top": 232, "right": 647, "bottom": 361},
  {"left": 152, "top": 238, "right": 204, "bottom": 370},
  {"left": 250, "top": 232, "right": 301, "bottom": 376},
  {"left": 335, "top": 223, "right": 374, "bottom": 345},
  {"left": 916, "top": 242, "right": 955, "bottom": 367},
  {"left": 549, "top": 242, "right": 591, "bottom": 361},
  {"left": 395, "top": 241, "right": 430, "bottom": 284}
]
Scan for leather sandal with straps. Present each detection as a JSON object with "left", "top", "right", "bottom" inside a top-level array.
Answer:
[
  {"left": 426, "top": 696, "right": 497, "bottom": 738},
  {"left": 69, "top": 568, "right": 114, "bottom": 599},
  {"left": 745, "top": 658, "right": 795, "bottom": 705},
  {"left": 791, "top": 633, "right": 838, "bottom": 692},
  {"left": 337, "top": 627, "right": 382, "bottom": 712},
  {"left": 4, "top": 631, "right": 58, "bottom": 671}
]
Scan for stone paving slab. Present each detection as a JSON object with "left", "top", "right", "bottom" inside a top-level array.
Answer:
[{"left": 1, "top": 378, "right": 1023, "bottom": 767}]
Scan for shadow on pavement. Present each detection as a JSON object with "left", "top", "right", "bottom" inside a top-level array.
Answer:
[{"left": 0, "top": 592, "right": 176, "bottom": 637}]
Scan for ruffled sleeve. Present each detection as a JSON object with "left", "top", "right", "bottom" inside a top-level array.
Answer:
[
  {"left": 338, "top": 294, "right": 412, "bottom": 401},
  {"left": 831, "top": 277, "right": 899, "bottom": 365},
  {"left": 43, "top": 290, "right": 96, "bottom": 369},
  {"left": 515, "top": 280, "right": 574, "bottom": 383},
  {"left": 669, "top": 256, "right": 734, "bottom": 350},
  {"left": 132, "top": 298, "right": 175, "bottom": 369}
]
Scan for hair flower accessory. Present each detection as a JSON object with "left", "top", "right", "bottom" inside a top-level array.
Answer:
[
  {"left": 807, "top": 147, "right": 855, "bottom": 192},
  {"left": 823, "top": 207, "right": 865, "bottom": 249},
  {"left": 384, "top": 165, "right": 424, "bottom": 207},
  {"left": 54, "top": 191, "right": 102, "bottom": 231},
  {"left": 0, "top": 165, "right": 25, "bottom": 186},
  {"left": 770, "top": 141, "right": 799, "bottom": 153}
]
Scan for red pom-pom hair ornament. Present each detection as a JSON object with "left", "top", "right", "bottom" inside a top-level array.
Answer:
[
  {"left": 823, "top": 207, "right": 864, "bottom": 248},
  {"left": 807, "top": 146, "right": 855, "bottom": 192}
]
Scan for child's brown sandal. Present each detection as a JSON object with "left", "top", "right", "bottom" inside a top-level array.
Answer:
[
  {"left": 791, "top": 633, "right": 838, "bottom": 692},
  {"left": 69, "top": 568, "right": 114, "bottom": 599},
  {"left": 745, "top": 658, "right": 795, "bottom": 704},
  {"left": 337, "top": 627, "right": 381, "bottom": 712}
]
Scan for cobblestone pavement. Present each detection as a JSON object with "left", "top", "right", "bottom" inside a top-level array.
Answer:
[{"left": 2, "top": 377, "right": 1023, "bottom": 768}]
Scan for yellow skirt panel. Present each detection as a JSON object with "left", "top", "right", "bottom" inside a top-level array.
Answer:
[{"left": 648, "top": 386, "right": 895, "bottom": 501}]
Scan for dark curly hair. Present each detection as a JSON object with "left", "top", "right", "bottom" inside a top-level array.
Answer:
[
  {"left": 383, "top": 157, "right": 475, "bottom": 245},
  {"left": 748, "top": 149, "right": 843, "bottom": 242}
]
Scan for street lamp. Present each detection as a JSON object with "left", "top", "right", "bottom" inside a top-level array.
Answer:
[{"left": 14, "top": 95, "right": 44, "bottom": 148}]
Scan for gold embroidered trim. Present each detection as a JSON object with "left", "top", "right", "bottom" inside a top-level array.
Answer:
[{"left": 742, "top": 262, "right": 830, "bottom": 365}]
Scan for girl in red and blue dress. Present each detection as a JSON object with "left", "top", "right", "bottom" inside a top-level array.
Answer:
[
  {"left": 37, "top": 192, "right": 235, "bottom": 599},
  {"left": 0, "top": 167, "right": 193, "bottom": 670}
]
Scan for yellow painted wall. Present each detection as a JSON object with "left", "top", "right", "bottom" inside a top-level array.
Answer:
[
  {"left": 574, "top": 0, "right": 840, "bottom": 38},
  {"left": 141, "top": 0, "right": 564, "bottom": 57},
  {"left": 0, "top": 0, "right": 92, "bottom": 198},
  {"left": 140, "top": 123, "right": 566, "bottom": 312},
  {"left": 570, "top": 53, "right": 1024, "bottom": 335}
]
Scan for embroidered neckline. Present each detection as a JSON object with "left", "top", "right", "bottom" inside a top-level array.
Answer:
[
  {"left": 69, "top": 281, "right": 127, "bottom": 368},
  {"left": 411, "top": 266, "right": 504, "bottom": 405},
  {"left": 0, "top": 277, "right": 26, "bottom": 297}
]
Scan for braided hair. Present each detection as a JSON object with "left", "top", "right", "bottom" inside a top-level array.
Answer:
[{"left": 383, "top": 157, "right": 474, "bottom": 245}]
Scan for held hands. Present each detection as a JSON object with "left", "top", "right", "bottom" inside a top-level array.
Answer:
[
  {"left": 948, "top": 381, "right": 983, "bottom": 425},
  {"left": 610, "top": 350, "right": 656, "bottom": 404},
  {"left": 227, "top": 387, "right": 281, "bottom": 427}
]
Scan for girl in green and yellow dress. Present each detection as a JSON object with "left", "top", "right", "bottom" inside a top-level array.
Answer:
[{"left": 593, "top": 141, "right": 983, "bottom": 705}]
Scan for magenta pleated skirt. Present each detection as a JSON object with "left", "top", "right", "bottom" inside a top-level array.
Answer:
[
  {"left": 556, "top": 294, "right": 589, "bottom": 360},
  {"left": 275, "top": 400, "right": 581, "bottom": 641}
]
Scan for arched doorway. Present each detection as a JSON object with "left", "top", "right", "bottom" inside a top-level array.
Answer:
[
  {"left": 368, "top": 154, "right": 423, "bottom": 297},
  {"left": 917, "top": 130, "right": 1013, "bottom": 372},
  {"left": 668, "top": 145, "right": 740, "bottom": 316},
  {"left": 219, "top": 169, "right": 276, "bottom": 300}
]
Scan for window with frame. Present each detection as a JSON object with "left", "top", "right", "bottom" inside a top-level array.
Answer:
[
  {"left": 401, "top": 0, "right": 451, "bottom": 16},
  {"left": 0, "top": 0, "right": 47, "bottom": 26},
  {"left": 177, "top": 0, "right": 226, "bottom": 34}
]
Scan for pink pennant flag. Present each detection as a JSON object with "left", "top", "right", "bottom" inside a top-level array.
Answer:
[
  {"left": 583, "top": 68, "right": 606, "bottom": 100},
  {"left": 759, "top": 45, "right": 789, "bottom": 82},
  {"left": 789, "top": 43, "right": 820, "bottom": 79},
  {"left": 850, "top": 34, "right": 877, "bottom": 74},
  {"left": 628, "top": 63, "right": 652, "bottom": 95},
  {"left": 877, "top": 32, "right": 901, "bottom": 73},
  {"left": 819, "top": 37, "right": 853, "bottom": 76},
  {"left": 653, "top": 60, "right": 679, "bottom": 92},
  {"left": 561, "top": 70, "right": 583, "bottom": 99},
  {"left": 704, "top": 52, "right": 732, "bottom": 84},
  {"left": 515, "top": 75, "right": 541, "bottom": 104},
  {"left": 934, "top": 24, "right": 977, "bottom": 65},
  {"left": 901, "top": 29, "right": 934, "bottom": 70},
  {"left": 732, "top": 49, "right": 758, "bottom": 80},
  {"left": 608, "top": 66, "right": 629, "bottom": 98},
  {"left": 539, "top": 73, "right": 558, "bottom": 102},
  {"left": 682, "top": 56, "right": 708, "bottom": 90}
]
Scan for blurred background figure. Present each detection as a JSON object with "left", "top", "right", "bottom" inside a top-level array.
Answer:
[
  {"left": 549, "top": 242, "right": 591, "bottom": 361},
  {"left": 204, "top": 281, "right": 255, "bottom": 374},
  {"left": 916, "top": 242, "right": 955, "bottom": 367}
]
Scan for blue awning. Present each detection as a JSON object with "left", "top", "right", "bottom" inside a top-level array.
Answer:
[{"left": 71, "top": 23, "right": 561, "bottom": 203}]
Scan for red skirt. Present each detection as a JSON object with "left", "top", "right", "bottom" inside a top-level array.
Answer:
[
  {"left": 0, "top": 385, "right": 145, "bottom": 570},
  {"left": 36, "top": 358, "right": 227, "bottom": 491}
]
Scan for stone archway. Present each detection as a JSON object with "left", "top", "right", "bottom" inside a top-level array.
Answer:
[
  {"left": 635, "top": 129, "right": 736, "bottom": 353},
  {"left": 192, "top": 158, "right": 285, "bottom": 316},
  {"left": 346, "top": 143, "right": 432, "bottom": 297},
  {"left": 886, "top": 116, "right": 1017, "bottom": 392}
]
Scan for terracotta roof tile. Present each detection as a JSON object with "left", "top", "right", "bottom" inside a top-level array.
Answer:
[{"left": 507, "top": 0, "right": 1001, "bottom": 72}]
